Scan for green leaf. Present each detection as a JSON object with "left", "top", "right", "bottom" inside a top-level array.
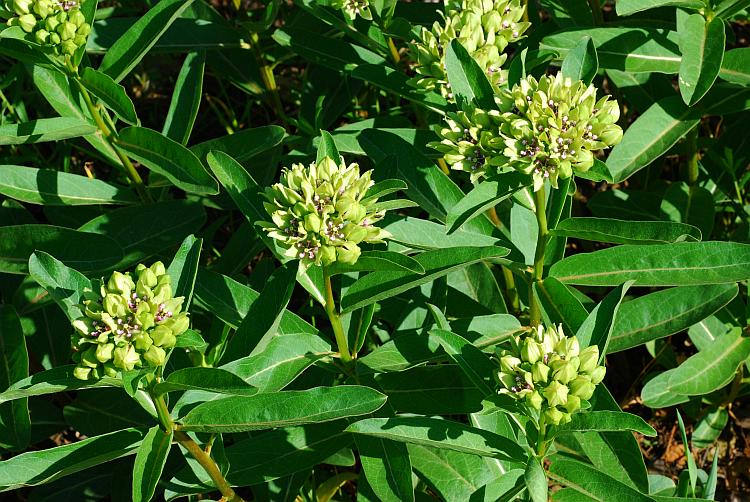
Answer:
[
  {"left": 167, "top": 234, "right": 202, "bottom": 309},
  {"left": 0, "top": 365, "right": 122, "bottom": 405},
  {"left": 179, "top": 386, "right": 387, "bottom": 432},
  {"left": 547, "top": 456, "right": 655, "bottom": 502},
  {"left": 154, "top": 367, "right": 257, "bottom": 395},
  {"left": 341, "top": 246, "right": 509, "bottom": 313},
  {"left": 363, "top": 179, "right": 408, "bottom": 202},
  {"left": 356, "top": 436, "right": 415, "bottom": 502},
  {"left": 608, "top": 284, "right": 738, "bottom": 353},
  {"left": 445, "top": 39, "right": 495, "bottom": 109},
  {"left": 616, "top": 0, "right": 704, "bottom": 16},
  {"left": 99, "top": 0, "right": 197, "bottom": 82},
  {"left": 575, "top": 281, "right": 632, "bottom": 358},
  {"left": 0, "top": 306, "right": 30, "bottom": 451},
  {"left": 692, "top": 407, "right": 728, "bottom": 449},
  {"left": 0, "top": 165, "right": 138, "bottom": 206},
  {"left": 132, "top": 425, "right": 173, "bottom": 502},
  {"left": 80, "top": 67, "right": 139, "bottom": 125},
  {"left": 541, "top": 28, "right": 681, "bottom": 74},
  {"left": 525, "top": 457, "right": 548, "bottom": 502},
  {"left": 534, "top": 277, "right": 589, "bottom": 336},
  {"left": 78, "top": 200, "right": 206, "bottom": 269},
  {"left": 28, "top": 251, "right": 91, "bottom": 321},
  {"left": 163, "top": 51, "right": 205, "bottom": 144},
  {"left": 551, "top": 411, "right": 656, "bottom": 440},
  {"left": 384, "top": 217, "right": 505, "bottom": 250},
  {"left": 429, "top": 329, "right": 495, "bottom": 395},
  {"left": 116, "top": 127, "right": 218, "bottom": 195},
  {"left": 445, "top": 173, "right": 531, "bottom": 234},
  {"left": 606, "top": 96, "right": 701, "bottom": 182},
  {"left": 0, "top": 224, "right": 122, "bottom": 275},
  {"left": 0, "top": 118, "right": 97, "bottom": 145},
  {"left": 350, "top": 64, "right": 448, "bottom": 113},
  {"left": 667, "top": 328, "right": 750, "bottom": 395},
  {"left": 346, "top": 417, "right": 526, "bottom": 462},
  {"left": 660, "top": 182, "right": 714, "bottom": 239},
  {"left": 641, "top": 369, "right": 689, "bottom": 408},
  {"left": 551, "top": 218, "right": 702, "bottom": 245},
  {"left": 316, "top": 130, "right": 341, "bottom": 163},
  {"left": 561, "top": 36, "right": 598, "bottom": 85},
  {"left": 678, "top": 15, "right": 726, "bottom": 106},
  {"left": 550, "top": 242, "right": 750, "bottom": 286},
  {"left": 676, "top": 411, "right": 698, "bottom": 495},
  {"left": 190, "top": 125, "right": 286, "bottom": 164},
  {"left": 719, "top": 48, "right": 750, "bottom": 85},
  {"left": 326, "top": 250, "right": 425, "bottom": 275},
  {"left": 0, "top": 427, "right": 146, "bottom": 491}
]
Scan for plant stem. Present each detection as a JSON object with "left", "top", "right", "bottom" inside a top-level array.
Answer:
[
  {"left": 529, "top": 187, "right": 549, "bottom": 326},
  {"left": 536, "top": 415, "right": 548, "bottom": 457},
  {"left": 588, "top": 0, "right": 604, "bottom": 24},
  {"left": 323, "top": 267, "right": 353, "bottom": 364},
  {"left": 150, "top": 391, "right": 244, "bottom": 502},
  {"left": 387, "top": 37, "right": 401, "bottom": 64},
  {"left": 685, "top": 125, "right": 699, "bottom": 186},
  {"left": 248, "top": 33, "right": 288, "bottom": 129}
]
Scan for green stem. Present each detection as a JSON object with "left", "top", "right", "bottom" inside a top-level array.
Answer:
[
  {"left": 387, "top": 37, "right": 401, "bottom": 64},
  {"left": 536, "top": 415, "right": 548, "bottom": 457},
  {"left": 685, "top": 125, "right": 699, "bottom": 186},
  {"left": 152, "top": 392, "right": 173, "bottom": 434},
  {"left": 248, "top": 33, "right": 288, "bottom": 129},
  {"left": 588, "top": 0, "right": 604, "bottom": 24},
  {"left": 529, "top": 187, "right": 548, "bottom": 326},
  {"left": 323, "top": 267, "right": 353, "bottom": 365}
]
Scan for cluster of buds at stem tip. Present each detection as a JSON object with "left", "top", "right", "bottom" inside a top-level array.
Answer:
[
  {"left": 408, "top": 0, "right": 529, "bottom": 97},
  {"left": 494, "top": 324, "right": 606, "bottom": 426},
  {"left": 329, "top": 0, "right": 371, "bottom": 20},
  {"left": 429, "top": 73, "right": 623, "bottom": 189},
  {"left": 70, "top": 262, "right": 189, "bottom": 380},
  {"left": 6, "top": 0, "right": 91, "bottom": 57},
  {"left": 261, "top": 156, "right": 390, "bottom": 269}
]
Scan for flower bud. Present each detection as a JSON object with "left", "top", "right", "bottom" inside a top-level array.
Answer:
[
  {"left": 73, "top": 366, "right": 92, "bottom": 380},
  {"left": 526, "top": 390, "right": 543, "bottom": 410},
  {"left": 590, "top": 365, "right": 606, "bottom": 385},
  {"left": 499, "top": 354, "right": 521, "bottom": 373},
  {"left": 521, "top": 338, "right": 543, "bottom": 364},
  {"left": 551, "top": 357, "right": 579, "bottom": 384},
  {"left": 167, "top": 312, "right": 189, "bottom": 337},
  {"left": 531, "top": 361, "right": 550, "bottom": 384},
  {"left": 103, "top": 294, "right": 128, "bottom": 318},
  {"left": 542, "top": 380, "right": 568, "bottom": 408},
  {"left": 95, "top": 343, "right": 114, "bottom": 363},
  {"left": 143, "top": 345, "right": 166, "bottom": 367},
  {"left": 18, "top": 13, "right": 36, "bottom": 32},
  {"left": 555, "top": 336, "right": 580, "bottom": 358},
  {"left": 569, "top": 376, "right": 596, "bottom": 400},
  {"left": 138, "top": 268, "right": 158, "bottom": 288},
  {"left": 34, "top": 28, "right": 50, "bottom": 43},
  {"left": 103, "top": 363, "right": 118, "bottom": 378},
  {"left": 578, "top": 345, "right": 599, "bottom": 374},
  {"left": 564, "top": 394, "right": 581, "bottom": 414},
  {"left": 543, "top": 407, "right": 565, "bottom": 426},
  {"left": 150, "top": 325, "right": 175, "bottom": 348},
  {"left": 113, "top": 345, "right": 140, "bottom": 371},
  {"left": 81, "top": 347, "right": 99, "bottom": 368},
  {"left": 13, "top": 0, "right": 31, "bottom": 14}
]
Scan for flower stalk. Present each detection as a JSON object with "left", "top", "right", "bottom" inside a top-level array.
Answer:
[
  {"left": 529, "top": 186, "right": 548, "bottom": 326},
  {"left": 174, "top": 430, "right": 245, "bottom": 502},
  {"left": 323, "top": 267, "right": 353, "bottom": 365}
]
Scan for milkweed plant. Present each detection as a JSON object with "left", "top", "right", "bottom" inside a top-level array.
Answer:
[{"left": 0, "top": 0, "right": 747, "bottom": 500}]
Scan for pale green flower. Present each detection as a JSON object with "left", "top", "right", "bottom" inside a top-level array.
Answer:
[{"left": 6, "top": 0, "right": 91, "bottom": 56}]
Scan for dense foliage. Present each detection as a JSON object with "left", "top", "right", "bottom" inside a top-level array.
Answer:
[{"left": 0, "top": 0, "right": 749, "bottom": 500}]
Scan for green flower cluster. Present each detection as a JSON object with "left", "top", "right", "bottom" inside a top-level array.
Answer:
[
  {"left": 262, "top": 156, "right": 390, "bottom": 268},
  {"left": 408, "top": 0, "right": 529, "bottom": 96},
  {"left": 71, "top": 262, "right": 189, "bottom": 380},
  {"left": 6, "top": 0, "right": 91, "bottom": 56},
  {"left": 430, "top": 73, "right": 623, "bottom": 190},
  {"left": 494, "top": 324, "right": 606, "bottom": 426},
  {"left": 330, "top": 0, "right": 371, "bottom": 20}
]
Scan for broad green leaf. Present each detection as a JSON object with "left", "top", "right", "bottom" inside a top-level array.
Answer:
[
  {"left": 326, "top": 250, "right": 425, "bottom": 275},
  {"left": 78, "top": 200, "right": 206, "bottom": 269},
  {"left": 132, "top": 425, "right": 173, "bottom": 502},
  {"left": 190, "top": 125, "right": 286, "bottom": 164},
  {"left": 0, "top": 306, "right": 30, "bottom": 451},
  {"left": 174, "top": 329, "right": 208, "bottom": 352},
  {"left": 678, "top": 15, "right": 726, "bottom": 106},
  {"left": 547, "top": 456, "right": 655, "bottom": 502},
  {"left": 576, "top": 281, "right": 632, "bottom": 358},
  {"left": 551, "top": 218, "right": 702, "bottom": 245},
  {"left": 346, "top": 417, "right": 526, "bottom": 462},
  {"left": 163, "top": 51, "right": 205, "bottom": 144},
  {"left": 180, "top": 386, "right": 387, "bottom": 432},
  {"left": 154, "top": 367, "right": 258, "bottom": 395},
  {"left": 356, "top": 436, "right": 415, "bottom": 502},
  {"left": 0, "top": 365, "right": 122, "bottom": 404},
  {"left": 534, "top": 277, "right": 589, "bottom": 336},
  {"left": 525, "top": 457, "right": 548, "bottom": 502},
  {"left": 429, "top": 329, "right": 495, "bottom": 395},
  {"left": 167, "top": 234, "right": 202, "bottom": 308},
  {"left": 551, "top": 411, "right": 656, "bottom": 440},
  {"left": 362, "top": 179, "right": 408, "bottom": 202},
  {"left": 0, "top": 224, "right": 122, "bottom": 275},
  {"left": 445, "top": 39, "right": 495, "bottom": 109},
  {"left": 719, "top": 48, "right": 750, "bottom": 85},
  {"left": 550, "top": 242, "right": 750, "bottom": 286},
  {"left": 341, "top": 246, "right": 509, "bottom": 313},
  {"left": 0, "top": 427, "right": 146, "bottom": 491},
  {"left": 608, "top": 284, "right": 738, "bottom": 353},
  {"left": 561, "top": 36, "right": 598, "bottom": 85},
  {"left": 641, "top": 369, "right": 689, "bottom": 408},
  {"left": 445, "top": 173, "right": 531, "bottom": 234},
  {"left": 316, "top": 130, "right": 341, "bottom": 164},
  {"left": 0, "top": 118, "right": 97, "bottom": 145},
  {"left": 660, "top": 182, "right": 714, "bottom": 239},
  {"left": 588, "top": 189, "right": 662, "bottom": 222},
  {"left": 116, "top": 127, "right": 218, "bottom": 195},
  {"left": 606, "top": 97, "right": 701, "bottom": 182},
  {"left": 667, "top": 328, "right": 750, "bottom": 395},
  {"left": 0, "top": 165, "right": 138, "bottom": 206},
  {"left": 692, "top": 407, "right": 728, "bottom": 448},
  {"left": 99, "top": 0, "right": 197, "bottom": 82},
  {"left": 688, "top": 315, "right": 730, "bottom": 351},
  {"left": 28, "top": 251, "right": 91, "bottom": 321},
  {"left": 541, "top": 28, "right": 681, "bottom": 74},
  {"left": 616, "top": 0, "right": 703, "bottom": 16},
  {"left": 272, "top": 27, "right": 385, "bottom": 72},
  {"left": 384, "top": 217, "right": 505, "bottom": 250},
  {"left": 80, "top": 67, "right": 139, "bottom": 125}
]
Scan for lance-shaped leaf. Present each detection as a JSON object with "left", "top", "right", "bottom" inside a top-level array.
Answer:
[
  {"left": 576, "top": 281, "right": 632, "bottom": 359},
  {"left": 154, "top": 368, "right": 258, "bottom": 396},
  {"left": 0, "top": 165, "right": 138, "bottom": 206},
  {"left": 346, "top": 417, "right": 526, "bottom": 463},
  {"left": 549, "top": 411, "right": 656, "bottom": 441},
  {"left": 0, "top": 117, "right": 97, "bottom": 145},
  {"left": 445, "top": 39, "right": 495, "bottom": 110},
  {"left": 547, "top": 456, "right": 655, "bottom": 502},
  {"left": 356, "top": 435, "right": 415, "bottom": 502},
  {"left": 550, "top": 242, "right": 750, "bottom": 286},
  {"left": 678, "top": 14, "right": 726, "bottom": 106},
  {"left": 534, "top": 277, "right": 589, "bottom": 336},
  {"left": 29, "top": 251, "right": 91, "bottom": 321},
  {"left": 561, "top": 36, "right": 598, "bottom": 85},
  {"left": 80, "top": 67, "right": 139, "bottom": 125},
  {"left": 616, "top": 0, "right": 703, "bottom": 16},
  {"left": 163, "top": 51, "right": 205, "bottom": 145},
  {"left": 429, "top": 329, "right": 495, "bottom": 395},
  {"left": 0, "top": 365, "right": 122, "bottom": 404},
  {"left": 326, "top": 251, "right": 425, "bottom": 275},
  {"left": 525, "top": 457, "right": 547, "bottom": 502},
  {"left": 190, "top": 125, "right": 286, "bottom": 164},
  {"left": 641, "top": 369, "right": 689, "bottom": 408},
  {"left": 132, "top": 426, "right": 173, "bottom": 502},
  {"left": 316, "top": 130, "right": 340, "bottom": 163},
  {"left": 551, "top": 218, "right": 701, "bottom": 245},
  {"left": 167, "top": 234, "right": 202, "bottom": 309},
  {"left": 0, "top": 306, "right": 30, "bottom": 451},
  {"left": 341, "top": 246, "right": 509, "bottom": 313},
  {"left": 719, "top": 48, "right": 750, "bottom": 85},
  {"left": 179, "top": 386, "right": 387, "bottom": 432}
]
